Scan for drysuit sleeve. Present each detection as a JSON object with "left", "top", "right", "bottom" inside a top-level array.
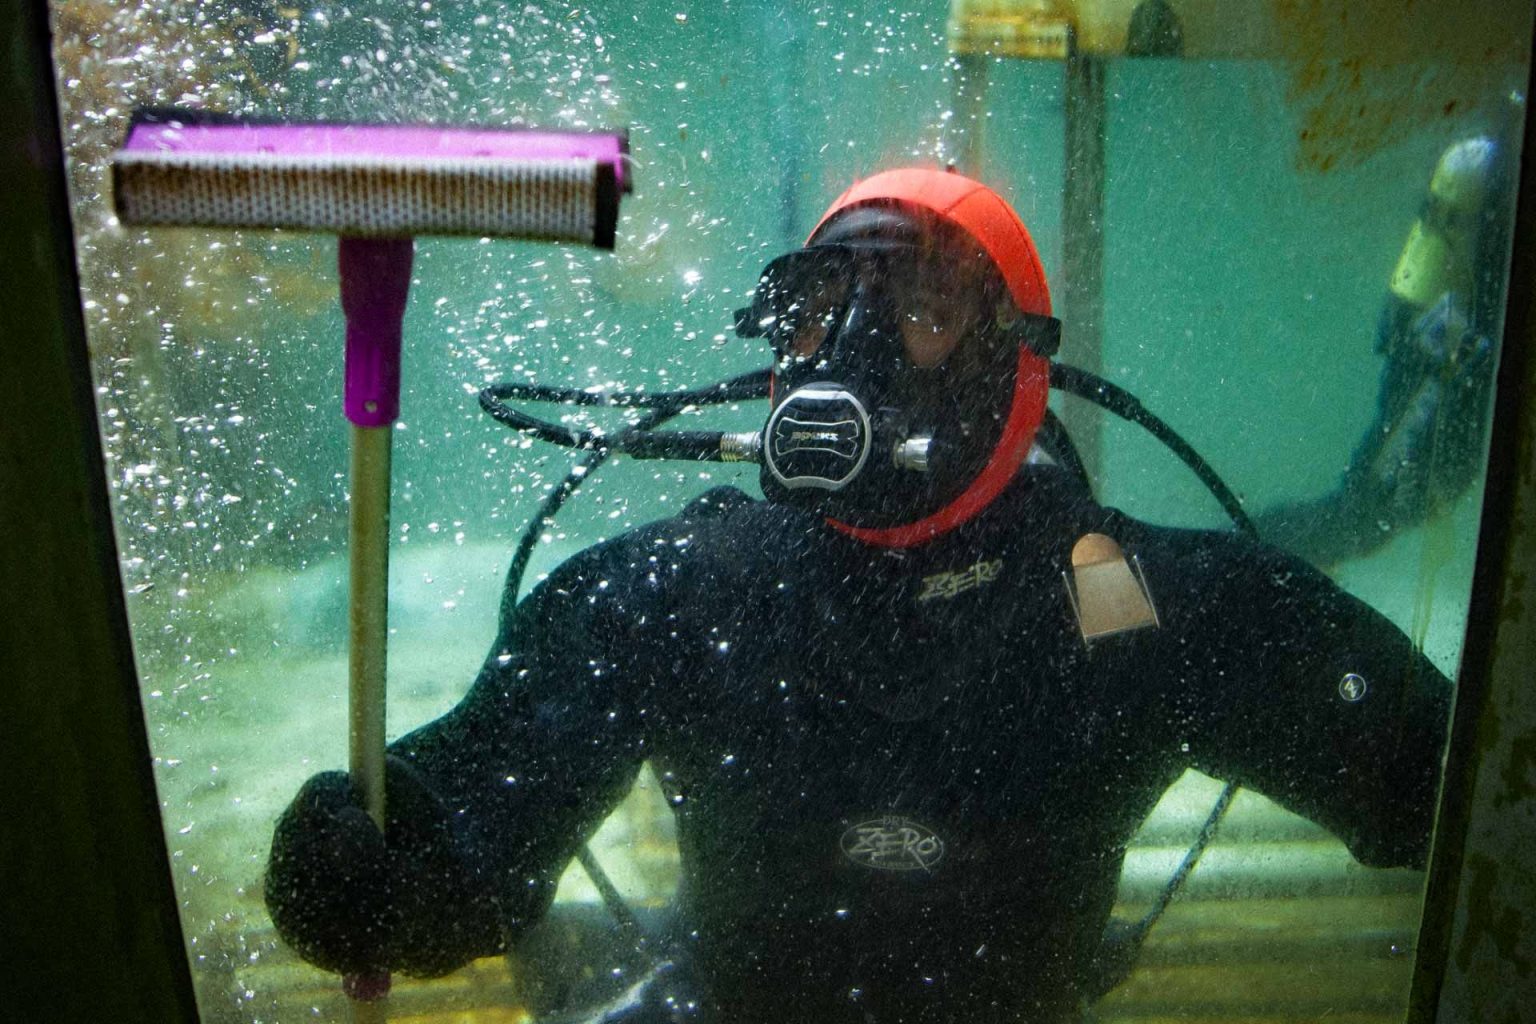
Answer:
[
  {"left": 1149, "top": 532, "right": 1452, "bottom": 869},
  {"left": 385, "top": 537, "right": 657, "bottom": 951}
]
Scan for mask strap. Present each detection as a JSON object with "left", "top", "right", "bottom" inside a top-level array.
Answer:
[{"left": 827, "top": 346, "right": 1050, "bottom": 548}]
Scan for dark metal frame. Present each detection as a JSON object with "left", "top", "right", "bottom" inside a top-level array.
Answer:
[
  {"left": 1407, "top": 40, "right": 1536, "bottom": 1024},
  {"left": 2, "top": 0, "right": 1533, "bottom": 1019},
  {"left": 0, "top": 1, "right": 199, "bottom": 1020}
]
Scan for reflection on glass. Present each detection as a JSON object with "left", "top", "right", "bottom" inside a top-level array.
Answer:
[{"left": 51, "top": 1, "right": 1527, "bottom": 1021}]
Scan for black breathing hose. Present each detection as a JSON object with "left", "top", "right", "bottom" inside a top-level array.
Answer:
[
  {"left": 488, "top": 370, "right": 772, "bottom": 948},
  {"left": 480, "top": 371, "right": 769, "bottom": 457},
  {"left": 488, "top": 369, "right": 771, "bottom": 614},
  {"left": 1043, "top": 365, "right": 1253, "bottom": 964},
  {"left": 1048, "top": 363, "right": 1258, "bottom": 539}
]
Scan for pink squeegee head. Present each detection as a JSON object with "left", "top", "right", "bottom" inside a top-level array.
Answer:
[{"left": 112, "top": 113, "right": 628, "bottom": 248}]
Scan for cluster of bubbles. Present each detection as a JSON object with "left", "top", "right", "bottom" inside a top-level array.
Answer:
[
  {"left": 55, "top": 0, "right": 970, "bottom": 661},
  {"left": 53, "top": 1, "right": 637, "bottom": 677}
]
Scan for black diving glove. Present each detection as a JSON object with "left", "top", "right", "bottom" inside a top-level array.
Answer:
[{"left": 264, "top": 755, "right": 504, "bottom": 978}]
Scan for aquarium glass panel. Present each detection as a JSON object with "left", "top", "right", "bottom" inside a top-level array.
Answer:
[{"left": 50, "top": 0, "right": 1532, "bottom": 1020}]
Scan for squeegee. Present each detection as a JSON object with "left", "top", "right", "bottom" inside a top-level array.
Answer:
[{"left": 112, "top": 109, "right": 629, "bottom": 1021}]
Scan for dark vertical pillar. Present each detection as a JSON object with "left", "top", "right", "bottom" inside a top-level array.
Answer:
[
  {"left": 1062, "top": 41, "right": 1107, "bottom": 480},
  {"left": 0, "top": 1, "right": 200, "bottom": 1020},
  {"left": 1408, "top": 51, "right": 1536, "bottom": 1024},
  {"left": 761, "top": 0, "right": 807, "bottom": 247}
]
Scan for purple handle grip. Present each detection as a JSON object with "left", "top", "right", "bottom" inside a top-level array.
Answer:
[{"left": 340, "top": 237, "right": 414, "bottom": 427}]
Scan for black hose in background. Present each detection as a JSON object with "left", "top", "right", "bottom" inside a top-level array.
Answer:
[
  {"left": 1050, "top": 362, "right": 1258, "bottom": 539},
  {"left": 1048, "top": 362, "right": 1252, "bottom": 979},
  {"left": 1035, "top": 406, "right": 1093, "bottom": 494}
]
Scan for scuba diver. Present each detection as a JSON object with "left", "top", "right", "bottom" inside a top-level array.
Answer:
[
  {"left": 265, "top": 168, "right": 1454, "bottom": 1023},
  {"left": 1254, "top": 134, "right": 1509, "bottom": 566}
]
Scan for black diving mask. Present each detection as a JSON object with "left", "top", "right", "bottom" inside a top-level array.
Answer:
[{"left": 734, "top": 243, "right": 1060, "bottom": 514}]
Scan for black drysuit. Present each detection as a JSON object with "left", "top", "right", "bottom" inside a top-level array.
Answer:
[{"left": 291, "top": 466, "right": 1451, "bottom": 1023}]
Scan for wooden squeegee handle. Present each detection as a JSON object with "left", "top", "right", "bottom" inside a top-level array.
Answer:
[
  {"left": 345, "top": 422, "right": 393, "bottom": 1022},
  {"left": 348, "top": 424, "right": 392, "bottom": 834}
]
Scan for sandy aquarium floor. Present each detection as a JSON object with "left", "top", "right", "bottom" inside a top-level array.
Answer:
[
  {"left": 135, "top": 536, "right": 1435, "bottom": 1023},
  {"left": 138, "top": 539, "right": 680, "bottom": 1021}
]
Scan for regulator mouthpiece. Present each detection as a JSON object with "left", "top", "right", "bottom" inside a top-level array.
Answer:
[{"left": 761, "top": 385, "right": 874, "bottom": 491}]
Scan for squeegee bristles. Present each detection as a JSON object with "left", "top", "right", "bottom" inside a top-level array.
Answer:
[{"left": 111, "top": 114, "right": 626, "bottom": 248}]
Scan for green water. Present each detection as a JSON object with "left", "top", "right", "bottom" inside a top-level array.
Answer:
[{"left": 51, "top": 0, "right": 1528, "bottom": 1020}]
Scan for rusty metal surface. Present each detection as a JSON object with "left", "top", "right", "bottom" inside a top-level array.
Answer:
[
  {"left": 949, "top": 0, "right": 1530, "bottom": 61},
  {"left": 949, "top": 0, "right": 1534, "bottom": 173}
]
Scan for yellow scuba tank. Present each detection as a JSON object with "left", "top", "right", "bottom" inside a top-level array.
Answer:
[{"left": 1388, "top": 137, "right": 1498, "bottom": 313}]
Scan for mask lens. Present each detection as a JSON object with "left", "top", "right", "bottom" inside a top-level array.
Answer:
[
  {"left": 739, "top": 243, "right": 995, "bottom": 369},
  {"left": 741, "top": 248, "right": 862, "bottom": 360}
]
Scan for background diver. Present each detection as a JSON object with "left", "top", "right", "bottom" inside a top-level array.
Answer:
[
  {"left": 265, "top": 165, "right": 1481, "bottom": 1023},
  {"left": 1254, "top": 134, "right": 1508, "bottom": 566}
]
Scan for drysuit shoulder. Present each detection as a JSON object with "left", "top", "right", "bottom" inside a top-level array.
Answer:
[{"left": 677, "top": 485, "right": 757, "bottom": 521}]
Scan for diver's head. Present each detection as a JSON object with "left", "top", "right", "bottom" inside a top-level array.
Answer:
[{"left": 736, "top": 167, "right": 1058, "bottom": 546}]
